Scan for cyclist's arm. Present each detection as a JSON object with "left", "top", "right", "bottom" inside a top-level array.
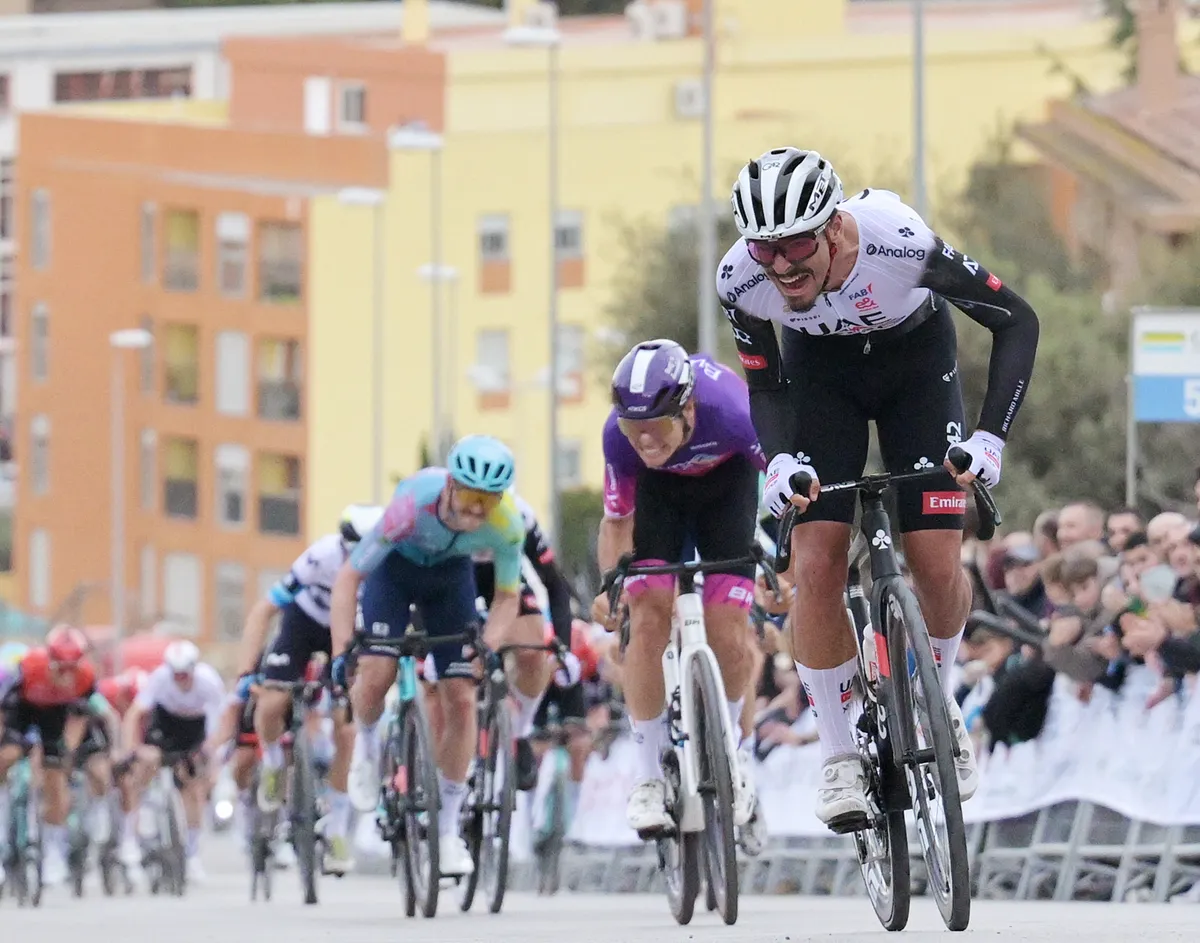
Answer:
[
  {"left": 599, "top": 432, "right": 637, "bottom": 573},
  {"left": 88, "top": 690, "right": 121, "bottom": 747},
  {"left": 598, "top": 517, "right": 633, "bottom": 574},
  {"left": 329, "top": 561, "right": 365, "bottom": 658},
  {"left": 122, "top": 694, "right": 150, "bottom": 755},
  {"left": 919, "top": 238, "right": 1040, "bottom": 438},
  {"left": 483, "top": 541, "right": 523, "bottom": 642},
  {"left": 722, "top": 303, "right": 795, "bottom": 461},
  {"left": 332, "top": 495, "right": 404, "bottom": 656},
  {"left": 238, "top": 596, "right": 279, "bottom": 676},
  {"left": 523, "top": 523, "right": 574, "bottom": 646}
]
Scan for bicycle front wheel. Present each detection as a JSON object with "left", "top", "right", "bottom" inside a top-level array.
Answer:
[
  {"left": 164, "top": 784, "right": 189, "bottom": 897},
  {"left": 881, "top": 580, "right": 970, "bottom": 931},
  {"left": 689, "top": 654, "right": 738, "bottom": 926},
  {"left": 401, "top": 696, "right": 441, "bottom": 919},
  {"left": 481, "top": 696, "right": 516, "bottom": 914},
  {"left": 291, "top": 728, "right": 320, "bottom": 905}
]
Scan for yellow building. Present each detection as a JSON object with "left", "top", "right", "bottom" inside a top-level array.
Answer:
[{"left": 14, "top": 0, "right": 1199, "bottom": 635}]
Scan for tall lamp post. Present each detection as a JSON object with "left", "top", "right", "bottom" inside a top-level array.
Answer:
[
  {"left": 417, "top": 263, "right": 460, "bottom": 462},
  {"left": 697, "top": 0, "right": 718, "bottom": 357},
  {"left": 389, "top": 124, "right": 445, "bottom": 470},
  {"left": 912, "top": 0, "right": 928, "bottom": 220},
  {"left": 337, "top": 187, "right": 386, "bottom": 503},
  {"left": 109, "top": 328, "right": 153, "bottom": 674},
  {"left": 504, "top": 23, "right": 562, "bottom": 542}
]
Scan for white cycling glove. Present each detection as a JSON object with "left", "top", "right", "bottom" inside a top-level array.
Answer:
[
  {"left": 947, "top": 430, "right": 1004, "bottom": 488},
  {"left": 764, "top": 452, "right": 818, "bottom": 518},
  {"left": 553, "top": 651, "right": 582, "bottom": 689}
]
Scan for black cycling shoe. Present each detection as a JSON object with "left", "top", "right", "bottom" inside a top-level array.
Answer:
[{"left": 515, "top": 737, "right": 538, "bottom": 792}]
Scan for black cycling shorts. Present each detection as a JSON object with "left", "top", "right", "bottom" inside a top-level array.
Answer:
[
  {"left": 262, "top": 603, "right": 331, "bottom": 684},
  {"left": 145, "top": 706, "right": 206, "bottom": 757},
  {"left": 632, "top": 452, "right": 759, "bottom": 580},
  {"left": 780, "top": 297, "right": 966, "bottom": 533},
  {"left": 533, "top": 682, "right": 586, "bottom": 729},
  {"left": 1, "top": 699, "right": 70, "bottom": 759},
  {"left": 474, "top": 563, "right": 542, "bottom": 617}
]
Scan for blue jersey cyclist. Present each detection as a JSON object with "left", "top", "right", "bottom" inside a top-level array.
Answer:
[
  {"left": 328, "top": 434, "right": 524, "bottom": 879},
  {"left": 593, "top": 339, "right": 768, "bottom": 853}
]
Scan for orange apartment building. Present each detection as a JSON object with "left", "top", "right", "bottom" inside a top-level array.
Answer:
[{"left": 13, "top": 30, "right": 446, "bottom": 645}]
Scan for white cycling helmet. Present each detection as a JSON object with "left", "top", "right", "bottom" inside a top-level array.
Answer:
[
  {"left": 340, "top": 504, "right": 384, "bottom": 544},
  {"left": 164, "top": 639, "right": 200, "bottom": 674},
  {"left": 731, "top": 148, "right": 843, "bottom": 241}
]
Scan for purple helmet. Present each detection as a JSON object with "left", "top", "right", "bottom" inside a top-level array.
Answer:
[{"left": 610, "top": 339, "right": 695, "bottom": 419}]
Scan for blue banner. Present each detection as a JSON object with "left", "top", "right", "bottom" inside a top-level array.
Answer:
[{"left": 1133, "top": 376, "right": 1200, "bottom": 423}]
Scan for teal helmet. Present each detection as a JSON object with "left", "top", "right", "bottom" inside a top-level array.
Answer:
[{"left": 447, "top": 435, "right": 515, "bottom": 494}]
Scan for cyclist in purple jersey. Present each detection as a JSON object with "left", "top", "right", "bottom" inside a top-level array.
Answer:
[{"left": 594, "top": 340, "right": 767, "bottom": 852}]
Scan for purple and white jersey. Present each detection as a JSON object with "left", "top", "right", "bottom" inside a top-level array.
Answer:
[{"left": 602, "top": 356, "right": 766, "bottom": 518}]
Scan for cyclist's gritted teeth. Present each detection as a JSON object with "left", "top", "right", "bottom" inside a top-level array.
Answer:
[{"left": 773, "top": 267, "right": 813, "bottom": 297}]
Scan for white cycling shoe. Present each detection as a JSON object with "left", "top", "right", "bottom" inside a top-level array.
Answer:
[
  {"left": 626, "top": 779, "right": 672, "bottom": 834},
  {"left": 816, "top": 754, "right": 870, "bottom": 833},
  {"left": 946, "top": 697, "right": 979, "bottom": 801}
]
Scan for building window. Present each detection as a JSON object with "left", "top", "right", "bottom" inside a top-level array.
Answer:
[
  {"left": 474, "top": 329, "right": 510, "bottom": 409},
  {"left": 53, "top": 67, "right": 192, "bottom": 103},
  {"left": 216, "top": 212, "right": 249, "bottom": 297},
  {"left": 139, "top": 428, "right": 157, "bottom": 511},
  {"left": 140, "top": 544, "right": 156, "bottom": 622},
  {"left": 31, "top": 189, "right": 50, "bottom": 270},
  {"left": 215, "top": 331, "right": 249, "bottom": 416},
  {"left": 139, "top": 316, "right": 154, "bottom": 394},
  {"left": 1, "top": 158, "right": 12, "bottom": 242},
  {"left": 258, "top": 221, "right": 303, "bottom": 303},
  {"left": 338, "top": 83, "right": 367, "bottom": 130},
  {"left": 0, "top": 75, "right": 9, "bottom": 114},
  {"left": 140, "top": 203, "right": 156, "bottom": 284},
  {"left": 556, "top": 323, "right": 584, "bottom": 400},
  {"left": 215, "top": 562, "right": 246, "bottom": 642},
  {"left": 30, "top": 414, "right": 49, "bottom": 495},
  {"left": 0, "top": 257, "right": 11, "bottom": 339},
  {"left": 30, "top": 303, "right": 47, "bottom": 383},
  {"left": 162, "top": 552, "right": 201, "bottom": 637},
  {"left": 163, "top": 208, "right": 200, "bottom": 291},
  {"left": 257, "top": 338, "right": 302, "bottom": 421},
  {"left": 258, "top": 452, "right": 301, "bottom": 535},
  {"left": 479, "top": 214, "right": 510, "bottom": 262},
  {"left": 163, "top": 436, "right": 198, "bottom": 519},
  {"left": 29, "top": 528, "right": 50, "bottom": 610},
  {"left": 163, "top": 323, "right": 199, "bottom": 405},
  {"left": 215, "top": 444, "right": 248, "bottom": 528},
  {"left": 557, "top": 439, "right": 583, "bottom": 490},
  {"left": 555, "top": 209, "right": 583, "bottom": 260}
]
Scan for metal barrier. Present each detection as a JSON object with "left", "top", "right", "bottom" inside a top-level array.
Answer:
[{"left": 503, "top": 806, "right": 1200, "bottom": 902}]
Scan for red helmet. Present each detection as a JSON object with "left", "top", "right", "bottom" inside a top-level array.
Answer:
[{"left": 46, "top": 625, "right": 88, "bottom": 666}]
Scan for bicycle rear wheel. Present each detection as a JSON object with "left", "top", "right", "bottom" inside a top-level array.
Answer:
[
  {"left": 163, "top": 783, "right": 188, "bottom": 897},
  {"left": 458, "top": 704, "right": 486, "bottom": 912},
  {"left": 881, "top": 581, "right": 970, "bottom": 931},
  {"left": 658, "top": 750, "right": 699, "bottom": 926},
  {"left": 401, "top": 697, "right": 440, "bottom": 918},
  {"left": 690, "top": 655, "right": 738, "bottom": 926},
  {"left": 480, "top": 697, "right": 516, "bottom": 914},
  {"left": 23, "top": 779, "right": 43, "bottom": 908},
  {"left": 291, "top": 727, "right": 320, "bottom": 905}
]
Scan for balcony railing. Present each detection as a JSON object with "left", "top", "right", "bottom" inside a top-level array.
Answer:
[
  {"left": 164, "top": 478, "right": 197, "bottom": 518},
  {"left": 257, "top": 380, "right": 301, "bottom": 421},
  {"left": 259, "top": 493, "right": 300, "bottom": 535},
  {"left": 164, "top": 249, "right": 199, "bottom": 292},
  {"left": 259, "top": 260, "right": 302, "bottom": 303}
]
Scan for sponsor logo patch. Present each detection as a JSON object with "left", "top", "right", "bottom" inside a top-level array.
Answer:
[
  {"left": 865, "top": 244, "right": 927, "bottom": 261},
  {"left": 986, "top": 272, "right": 1002, "bottom": 291},
  {"left": 923, "top": 492, "right": 967, "bottom": 515},
  {"left": 738, "top": 352, "right": 767, "bottom": 369}
]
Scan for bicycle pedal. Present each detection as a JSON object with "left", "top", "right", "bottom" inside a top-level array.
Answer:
[
  {"left": 636, "top": 824, "right": 673, "bottom": 842},
  {"left": 825, "top": 811, "right": 871, "bottom": 835}
]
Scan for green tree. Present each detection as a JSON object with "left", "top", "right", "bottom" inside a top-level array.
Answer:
[{"left": 558, "top": 487, "right": 604, "bottom": 599}]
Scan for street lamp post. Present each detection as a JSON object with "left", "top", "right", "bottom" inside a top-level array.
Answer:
[
  {"left": 418, "top": 263, "right": 460, "bottom": 460},
  {"left": 697, "top": 0, "right": 718, "bottom": 357},
  {"left": 389, "top": 125, "right": 446, "bottom": 464},
  {"left": 912, "top": 0, "right": 928, "bottom": 220},
  {"left": 337, "top": 187, "right": 387, "bottom": 503},
  {"left": 505, "top": 24, "right": 562, "bottom": 542},
  {"left": 109, "top": 328, "right": 153, "bottom": 674}
]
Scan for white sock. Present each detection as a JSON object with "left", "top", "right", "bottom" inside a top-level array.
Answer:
[
  {"left": 44, "top": 824, "right": 66, "bottom": 855},
  {"left": 510, "top": 687, "right": 545, "bottom": 739},
  {"left": 356, "top": 719, "right": 380, "bottom": 756},
  {"left": 629, "top": 711, "right": 668, "bottom": 783},
  {"left": 262, "top": 740, "right": 284, "bottom": 768},
  {"left": 436, "top": 773, "right": 468, "bottom": 837},
  {"left": 187, "top": 827, "right": 200, "bottom": 857},
  {"left": 327, "top": 789, "right": 353, "bottom": 839},
  {"left": 727, "top": 697, "right": 745, "bottom": 739},
  {"left": 930, "top": 627, "right": 965, "bottom": 696},
  {"left": 123, "top": 809, "right": 139, "bottom": 843},
  {"left": 796, "top": 658, "right": 859, "bottom": 760}
]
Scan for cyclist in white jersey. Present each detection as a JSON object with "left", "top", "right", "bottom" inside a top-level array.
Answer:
[
  {"left": 236, "top": 504, "right": 382, "bottom": 875},
  {"left": 720, "top": 148, "right": 1039, "bottom": 831}
]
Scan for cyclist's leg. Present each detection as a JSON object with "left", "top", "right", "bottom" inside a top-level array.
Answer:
[
  {"left": 255, "top": 604, "right": 315, "bottom": 811},
  {"left": 0, "top": 722, "right": 21, "bottom": 864},
  {"left": 555, "top": 683, "right": 590, "bottom": 825},
  {"left": 876, "top": 300, "right": 977, "bottom": 794},
  {"left": 80, "top": 724, "right": 115, "bottom": 845},
  {"left": 37, "top": 707, "right": 72, "bottom": 882},
  {"left": 623, "top": 467, "right": 687, "bottom": 831},
  {"left": 348, "top": 555, "right": 412, "bottom": 812},
  {"left": 229, "top": 697, "right": 260, "bottom": 848},
  {"left": 324, "top": 695, "right": 356, "bottom": 872},
  {"left": 779, "top": 329, "right": 871, "bottom": 827},
  {"left": 419, "top": 556, "right": 480, "bottom": 874}
]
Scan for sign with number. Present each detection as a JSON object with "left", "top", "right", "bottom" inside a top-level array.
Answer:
[{"left": 1132, "top": 310, "right": 1200, "bottom": 423}]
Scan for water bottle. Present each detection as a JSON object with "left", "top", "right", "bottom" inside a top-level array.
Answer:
[{"left": 862, "top": 623, "right": 880, "bottom": 686}]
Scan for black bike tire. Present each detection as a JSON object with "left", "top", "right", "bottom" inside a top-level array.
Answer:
[
  {"left": 25, "top": 781, "right": 43, "bottom": 908},
  {"left": 402, "top": 696, "right": 441, "bottom": 919},
  {"left": 663, "top": 829, "right": 700, "bottom": 924},
  {"left": 690, "top": 655, "right": 738, "bottom": 926},
  {"left": 165, "top": 785, "right": 188, "bottom": 897},
  {"left": 457, "top": 705, "right": 486, "bottom": 912},
  {"left": 291, "top": 729, "right": 320, "bottom": 905},
  {"left": 484, "top": 699, "right": 516, "bottom": 915},
  {"left": 882, "top": 581, "right": 971, "bottom": 931}
]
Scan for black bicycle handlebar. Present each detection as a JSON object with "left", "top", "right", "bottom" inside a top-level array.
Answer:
[{"left": 774, "top": 449, "right": 1002, "bottom": 575}]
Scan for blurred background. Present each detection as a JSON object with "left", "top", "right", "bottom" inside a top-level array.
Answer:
[{"left": 0, "top": 0, "right": 1197, "bottom": 670}]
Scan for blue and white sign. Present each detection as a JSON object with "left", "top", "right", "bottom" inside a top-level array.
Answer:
[{"left": 1132, "top": 310, "right": 1200, "bottom": 423}]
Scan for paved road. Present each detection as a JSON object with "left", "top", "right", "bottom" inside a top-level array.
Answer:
[{"left": 3, "top": 836, "right": 1198, "bottom": 942}]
